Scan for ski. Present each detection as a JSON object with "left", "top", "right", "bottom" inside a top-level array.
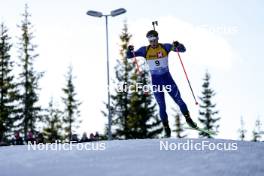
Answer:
[{"left": 185, "top": 126, "right": 217, "bottom": 136}]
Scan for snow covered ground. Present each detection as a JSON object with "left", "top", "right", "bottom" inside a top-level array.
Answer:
[{"left": 0, "top": 138, "right": 263, "bottom": 176}]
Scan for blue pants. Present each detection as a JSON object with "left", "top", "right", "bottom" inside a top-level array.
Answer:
[{"left": 151, "top": 72, "right": 189, "bottom": 123}]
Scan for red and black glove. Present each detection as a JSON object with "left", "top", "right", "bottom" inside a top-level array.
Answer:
[
  {"left": 173, "top": 41, "right": 180, "bottom": 48},
  {"left": 128, "top": 45, "right": 134, "bottom": 51}
]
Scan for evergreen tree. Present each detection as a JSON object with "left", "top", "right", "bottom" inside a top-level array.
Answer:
[
  {"left": 172, "top": 108, "right": 187, "bottom": 138},
  {"left": 107, "top": 22, "right": 162, "bottom": 139},
  {"left": 108, "top": 23, "right": 133, "bottom": 139},
  {"left": 43, "top": 98, "right": 63, "bottom": 143},
  {"left": 198, "top": 71, "right": 220, "bottom": 138},
  {"left": 17, "top": 4, "right": 43, "bottom": 139},
  {"left": 238, "top": 116, "right": 246, "bottom": 141},
  {"left": 0, "top": 23, "right": 20, "bottom": 142},
  {"left": 62, "top": 65, "right": 81, "bottom": 141},
  {"left": 126, "top": 66, "right": 162, "bottom": 139},
  {"left": 252, "top": 119, "right": 262, "bottom": 142}
]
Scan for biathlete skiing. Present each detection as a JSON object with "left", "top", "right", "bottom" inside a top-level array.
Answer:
[{"left": 126, "top": 29, "right": 198, "bottom": 137}]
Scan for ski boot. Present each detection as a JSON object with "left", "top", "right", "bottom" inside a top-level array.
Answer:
[
  {"left": 162, "top": 121, "right": 171, "bottom": 138},
  {"left": 183, "top": 112, "right": 198, "bottom": 129}
]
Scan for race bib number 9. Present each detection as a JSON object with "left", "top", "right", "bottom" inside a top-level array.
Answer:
[{"left": 147, "top": 57, "right": 168, "bottom": 70}]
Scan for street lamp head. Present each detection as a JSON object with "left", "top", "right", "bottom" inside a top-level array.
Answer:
[
  {"left": 86, "top": 10, "right": 103, "bottom": 17},
  {"left": 110, "top": 8, "right": 126, "bottom": 17}
]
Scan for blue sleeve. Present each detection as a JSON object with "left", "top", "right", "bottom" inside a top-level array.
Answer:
[
  {"left": 126, "top": 46, "right": 147, "bottom": 59},
  {"left": 163, "top": 43, "right": 173, "bottom": 53},
  {"left": 164, "top": 43, "right": 186, "bottom": 53}
]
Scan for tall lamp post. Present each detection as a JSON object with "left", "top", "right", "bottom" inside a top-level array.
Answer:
[{"left": 86, "top": 8, "right": 126, "bottom": 140}]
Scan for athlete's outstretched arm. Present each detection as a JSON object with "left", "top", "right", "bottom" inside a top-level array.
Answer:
[
  {"left": 126, "top": 46, "right": 147, "bottom": 59},
  {"left": 163, "top": 42, "right": 186, "bottom": 53}
]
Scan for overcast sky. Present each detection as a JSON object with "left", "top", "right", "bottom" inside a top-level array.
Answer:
[{"left": 1, "top": 0, "right": 263, "bottom": 140}]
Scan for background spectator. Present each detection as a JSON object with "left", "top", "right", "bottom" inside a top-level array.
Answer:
[
  {"left": 26, "top": 131, "right": 35, "bottom": 144},
  {"left": 80, "top": 132, "right": 89, "bottom": 142},
  {"left": 71, "top": 134, "right": 79, "bottom": 143},
  {"left": 12, "top": 131, "right": 23, "bottom": 145}
]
